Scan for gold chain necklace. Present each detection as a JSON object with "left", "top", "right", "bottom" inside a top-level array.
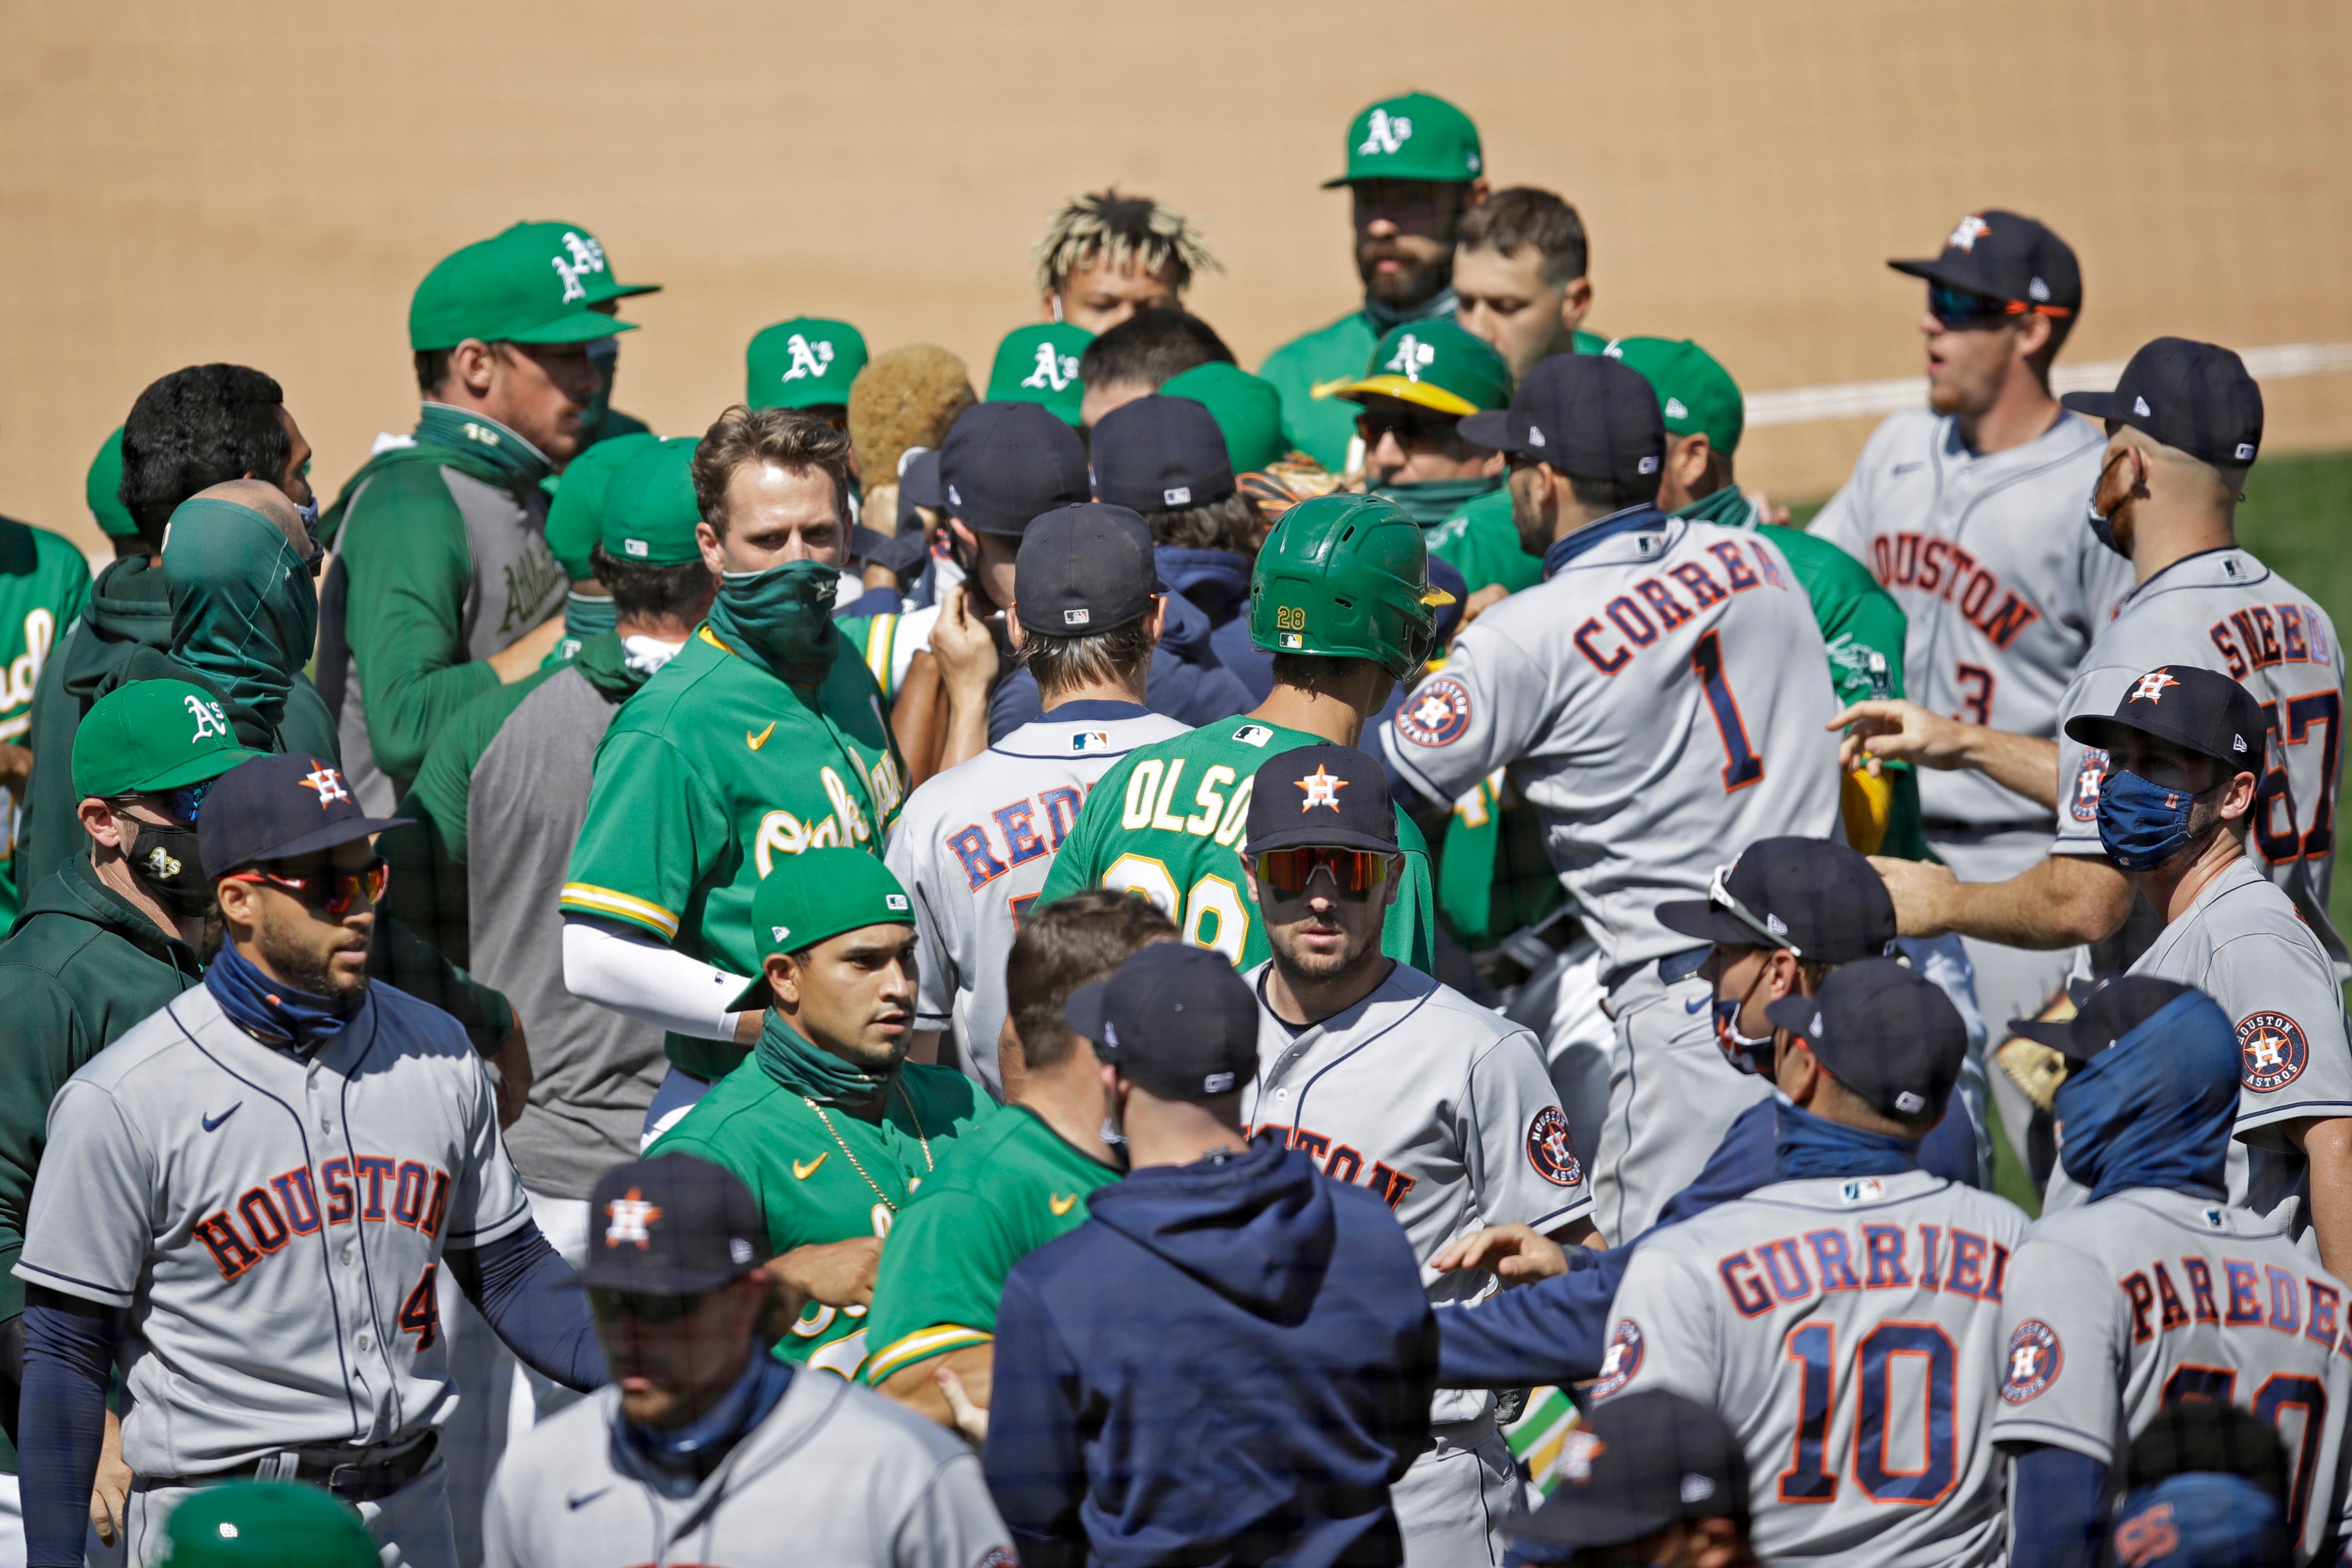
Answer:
[{"left": 801, "top": 1085, "right": 934, "bottom": 1213}]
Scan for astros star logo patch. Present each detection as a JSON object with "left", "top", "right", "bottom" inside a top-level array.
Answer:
[
  {"left": 2130, "top": 671, "right": 2180, "bottom": 705},
  {"left": 1525, "top": 1106, "right": 1583, "bottom": 1187},
  {"left": 604, "top": 1188, "right": 663, "bottom": 1248},
  {"left": 1295, "top": 764, "right": 1347, "bottom": 812},
  {"left": 1394, "top": 676, "right": 1473, "bottom": 747},
  {"left": 297, "top": 762, "right": 351, "bottom": 808},
  {"left": 1592, "top": 1319, "right": 1645, "bottom": 1398},
  {"left": 2000, "top": 1320, "right": 2062, "bottom": 1403},
  {"left": 2239, "top": 1011, "right": 2309, "bottom": 1092}
]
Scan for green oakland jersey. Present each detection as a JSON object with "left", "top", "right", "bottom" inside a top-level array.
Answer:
[
  {"left": 561, "top": 625, "right": 907, "bottom": 1079},
  {"left": 1426, "top": 488, "right": 1542, "bottom": 598},
  {"left": 646, "top": 1058, "right": 994, "bottom": 1376},
  {"left": 0, "top": 518, "right": 91, "bottom": 925},
  {"left": 1036, "top": 716, "right": 1438, "bottom": 972},
  {"left": 860, "top": 1105, "right": 1116, "bottom": 1386}
]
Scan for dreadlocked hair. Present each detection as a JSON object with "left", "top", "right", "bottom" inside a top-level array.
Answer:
[{"left": 1033, "top": 189, "right": 1221, "bottom": 295}]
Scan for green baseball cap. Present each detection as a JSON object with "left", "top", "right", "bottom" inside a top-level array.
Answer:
[
  {"left": 409, "top": 226, "right": 641, "bottom": 351},
  {"left": 727, "top": 848, "right": 915, "bottom": 1008},
  {"left": 600, "top": 438, "right": 706, "bottom": 566},
  {"left": 87, "top": 427, "right": 139, "bottom": 538},
  {"left": 500, "top": 221, "right": 661, "bottom": 305},
  {"left": 747, "top": 317, "right": 869, "bottom": 410},
  {"left": 159, "top": 1482, "right": 379, "bottom": 1568},
  {"left": 987, "top": 323, "right": 1095, "bottom": 427},
  {"left": 1602, "top": 337, "right": 1746, "bottom": 456},
  {"left": 1323, "top": 91, "right": 1483, "bottom": 188},
  {"left": 1337, "top": 320, "right": 1512, "bottom": 417},
  {"left": 73, "top": 678, "right": 261, "bottom": 799},
  {"left": 544, "top": 431, "right": 660, "bottom": 580},
  {"left": 1162, "top": 362, "right": 1288, "bottom": 472}
]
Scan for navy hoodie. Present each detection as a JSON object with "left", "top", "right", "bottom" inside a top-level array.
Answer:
[
  {"left": 984, "top": 1137, "right": 1439, "bottom": 1568},
  {"left": 989, "top": 582, "right": 1256, "bottom": 741}
]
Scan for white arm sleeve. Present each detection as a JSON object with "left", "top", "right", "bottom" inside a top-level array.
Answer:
[{"left": 562, "top": 916, "right": 752, "bottom": 1042}]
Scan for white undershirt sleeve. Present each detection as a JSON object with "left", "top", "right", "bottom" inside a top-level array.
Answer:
[{"left": 561, "top": 916, "right": 753, "bottom": 1042}]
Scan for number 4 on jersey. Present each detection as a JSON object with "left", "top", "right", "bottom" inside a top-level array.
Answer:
[{"left": 399, "top": 1262, "right": 440, "bottom": 1352}]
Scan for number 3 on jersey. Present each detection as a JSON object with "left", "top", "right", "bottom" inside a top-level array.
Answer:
[{"left": 1104, "top": 855, "right": 1249, "bottom": 962}]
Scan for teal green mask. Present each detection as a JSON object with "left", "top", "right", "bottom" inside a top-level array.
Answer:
[
  {"left": 160, "top": 498, "right": 319, "bottom": 732},
  {"left": 753, "top": 1009, "right": 898, "bottom": 1107},
  {"left": 1373, "top": 474, "right": 1501, "bottom": 526},
  {"left": 705, "top": 557, "right": 840, "bottom": 679}
]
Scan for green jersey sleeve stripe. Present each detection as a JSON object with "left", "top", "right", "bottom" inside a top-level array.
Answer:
[
  {"left": 863, "top": 613, "right": 898, "bottom": 697},
  {"left": 863, "top": 1323, "right": 994, "bottom": 1384},
  {"left": 557, "top": 882, "right": 681, "bottom": 939}
]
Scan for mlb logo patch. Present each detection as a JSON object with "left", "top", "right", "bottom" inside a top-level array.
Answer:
[
  {"left": 1163, "top": 486, "right": 1191, "bottom": 506},
  {"left": 624, "top": 538, "right": 649, "bottom": 558},
  {"left": 1233, "top": 724, "right": 1274, "bottom": 747},
  {"left": 1064, "top": 608, "right": 1091, "bottom": 626},
  {"left": 885, "top": 893, "right": 910, "bottom": 912},
  {"left": 1071, "top": 730, "right": 1111, "bottom": 752}
]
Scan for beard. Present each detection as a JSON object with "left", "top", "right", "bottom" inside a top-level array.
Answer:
[
  {"left": 1509, "top": 469, "right": 1551, "bottom": 556},
  {"left": 1269, "top": 916, "right": 1383, "bottom": 989},
  {"left": 256, "top": 913, "right": 369, "bottom": 1000},
  {"left": 1357, "top": 236, "right": 1452, "bottom": 309}
]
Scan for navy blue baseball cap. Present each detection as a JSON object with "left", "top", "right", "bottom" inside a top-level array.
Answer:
[
  {"left": 2063, "top": 664, "right": 2266, "bottom": 775},
  {"left": 2009, "top": 975, "right": 2197, "bottom": 1064},
  {"left": 1890, "top": 209, "right": 2081, "bottom": 317},
  {"left": 1015, "top": 503, "right": 1168, "bottom": 638},
  {"left": 1510, "top": 1391, "right": 1750, "bottom": 1550},
  {"left": 580, "top": 1153, "right": 770, "bottom": 1296},
  {"left": 1090, "top": 394, "right": 1238, "bottom": 513},
  {"left": 1244, "top": 743, "right": 1399, "bottom": 858},
  {"left": 2061, "top": 337, "right": 2264, "bottom": 470},
  {"left": 1065, "top": 943, "right": 1260, "bottom": 1103},
  {"left": 1764, "top": 957, "right": 1967, "bottom": 1123},
  {"left": 2113, "top": 1474, "right": 2290, "bottom": 1568},
  {"left": 1657, "top": 837, "right": 1897, "bottom": 964},
  {"left": 1459, "top": 354, "right": 1666, "bottom": 487},
  {"left": 198, "top": 753, "right": 411, "bottom": 878},
  {"left": 937, "top": 402, "right": 1090, "bottom": 537}
]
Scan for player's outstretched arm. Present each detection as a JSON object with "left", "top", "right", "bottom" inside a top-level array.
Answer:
[
  {"left": 1832, "top": 698, "right": 2061, "bottom": 809},
  {"left": 446, "top": 1222, "right": 607, "bottom": 1393},
  {"left": 1871, "top": 852, "right": 2131, "bottom": 949}
]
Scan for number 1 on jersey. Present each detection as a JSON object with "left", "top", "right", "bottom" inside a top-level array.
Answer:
[{"left": 1692, "top": 630, "right": 1764, "bottom": 791}]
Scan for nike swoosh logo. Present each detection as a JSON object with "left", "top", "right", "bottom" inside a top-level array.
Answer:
[
  {"left": 1048, "top": 1192, "right": 1077, "bottom": 1216},
  {"left": 746, "top": 721, "right": 778, "bottom": 751},
  {"left": 793, "top": 1153, "right": 828, "bottom": 1180},
  {"left": 1684, "top": 996, "right": 1708, "bottom": 1015},
  {"left": 1308, "top": 377, "right": 1355, "bottom": 400},
  {"left": 202, "top": 1104, "right": 241, "bottom": 1132},
  {"left": 565, "top": 1487, "right": 611, "bottom": 1511}
]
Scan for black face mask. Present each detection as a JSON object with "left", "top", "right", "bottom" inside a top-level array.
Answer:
[{"left": 129, "top": 820, "right": 213, "bottom": 916}]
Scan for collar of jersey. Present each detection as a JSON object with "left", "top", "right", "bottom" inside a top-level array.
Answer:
[
  {"left": 1542, "top": 504, "right": 1670, "bottom": 580},
  {"left": 2121, "top": 544, "right": 2263, "bottom": 610},
  {"left": 1037, "top": 699, "right": 1153, "bottom": 722}
]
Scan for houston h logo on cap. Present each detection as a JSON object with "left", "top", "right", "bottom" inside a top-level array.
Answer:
[
  {"left": 1946, "top": 214, "right": 1992, "bottom": 251},
  {"left": 1295, "top": 764, "right": 1347, "bottom": 812},
  {"left": 297, "top": 762, "right": 351, "bottom": 808},
  {"left": 2130, "top": 671, "right": 2180, "bottom": 704},
  {"left": 604, "top": 1188, "right": 663, "bottom": 1248}
]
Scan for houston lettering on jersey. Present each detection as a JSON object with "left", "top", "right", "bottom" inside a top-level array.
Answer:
[
  {"left": 1717, "top": 1221, "right": 2011, "bottom": 1316},
  {"left": 1869, "top": 534, "right": 2044, "bottom": 651},
  {"left": 946, "top": 786, "right": 1087, "bottom": 890},
  {"left": 2208, "top": 600, "right": 2336, "bottom": 681},
  {"left": 193, "top": 1156, "right": 450, "bottom": 1282},
  {"left": 1573, "top": 539, "right": 1789, "bottom": 676},
  {"left": 1255, "top": 1122, "right": 1417, "bottom": 1208},
  {"left": 2115, "top": 1254, "right": 2345, "bottom": 1352}
]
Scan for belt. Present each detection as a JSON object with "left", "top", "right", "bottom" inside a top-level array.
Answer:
[{"left": 147, "top": 1429, "right": 437, "bottom": 1503}]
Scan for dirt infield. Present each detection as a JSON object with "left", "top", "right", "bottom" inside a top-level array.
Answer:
[{"left": 4, "top": 0, "right": 2349, "bottom": 547}]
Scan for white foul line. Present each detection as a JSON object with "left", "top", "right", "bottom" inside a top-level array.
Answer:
[{"left": 1746, "top": 341, "right": 2352, "bottom": 429}]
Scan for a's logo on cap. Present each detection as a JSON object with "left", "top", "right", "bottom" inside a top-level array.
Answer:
[
  {"left": 2133, "top": 396, "right": 2153, "bottom": 418},
  {"left": 297, "top": 763, "right": 351, "bottom": 809},
  {"left": 2239, "top": 1011, "right": 2309, "bottom": 1092},
  {"left": 1021, "top": 343, "right": 1078, "bottom": 393},
  {"left": 1945, "top": 214, "right": 1992, "bottom": 252},
  {"left": 185, "top": 694, "right": 229, "bottom": 741},
  {"left": 1557, "top": 1430, "right": 1607, "bottom": 1484},
  {"left": 885, "top": 893, "right": 910, "bottom": 912},
  {"left": 1064, "top": 608, "right": 1091, "bottom": 626},
  {"left": 1358, "top": 106, "right": 1413, "bottom": 155},
  {"left": 2000, "top": 1319, "right": 2063, "bottom": 1403},
  {"left": 1294, "top": 763, "right": 1347, "bottom": 812},
  {"left": 1203, "top": 1071, "right": 1236, "bottom": 1093},
  {"left": 778, "top": 334, "right": 836, "bottom": 383},
  {"left": 1637, "top": 455, "right": 1659, "bottom": 474},
  {"left": 549, "top": 231, "right": 608, "bottom": 303},
  {"left": 1384, "top": 333, "right": 1437, "bottom": 381},
  {"left": 1663, "top": 397, "right": 1688, "bottom": 420},
  {"left": 604, "top": 1188, "right": 662, "bottom": 1249},
  {"left": 1163, "top": 485, "right": 1191, "bottom": 506},
  {"left": 2129, "top": 671, "right": 2179, "bottom": 704},
  {"left": 2236, "top": 443, "right": 2256, "bottom": 460}
]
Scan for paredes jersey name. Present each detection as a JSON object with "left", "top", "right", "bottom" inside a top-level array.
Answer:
[
  {"left": 1601, "top": 1170, "right": 2028, "bottom": 1568},
  {"left": 1382, "top": 515, "right": 1843, "bottom": 976}
]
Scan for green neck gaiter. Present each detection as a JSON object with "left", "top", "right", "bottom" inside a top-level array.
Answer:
[
  {"left": 413, "top": 404, "right": 554, "bottom": 492},
  {"left": 705, "top": 558, "right": 840, "bottom": 682},
  {"left": 753, "top": 1010, "right": 898, "bottom": 1109},
  {"left": 161, "top": 498, "right": 318, "bottom": 733},
  {"left": 1364, "top": 284, "right": 1460, "bottom": 333},
  {"left": 1673, "top": 483, "right": 1757, "bottom": 530},
  {"left": 1374, "top": 474, "right": 1502, "bottom": 526}
]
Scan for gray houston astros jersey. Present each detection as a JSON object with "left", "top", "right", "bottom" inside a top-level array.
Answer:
[
  {"left": 484, "top": 1377, "right": 1013, "bottom": 1568},
  {"left": 1809, "top": 407, "right": 2127, "bottom": 827},
  {"left": 1599, "top": 1169, "right": 2028, "bottom": 1568},
  {"left": 13, "top": 982, "right": 529, "bottom": 1477},
  {"left": 1240, "top": 960, "right": 1589, "bottom": 1427},
  {"left": 1993, "top": 1187, "right": 2352, "bottom": 1562},
  {"left": 1381, "top": 515, "right": 1843, "bottom": 979},
  {"left": 2051, "top": 546, "right": 2346, "bottom": 968},
  {"left": 887, "top": 705, "right": 1187, "bottom": 1097}
]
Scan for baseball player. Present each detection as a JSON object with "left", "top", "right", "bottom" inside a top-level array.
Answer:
[
  {"left": 1036, "top": 493, "right": 1446, "bottom": 971},
  {"left": 1234, "top": 743, "right": 1588, "bottom": 1566},
  {"left": 1991, "top": 977, "right": 2352, "bottom": 1566},
  {"left": 888, "top": 504, "right": 1186, "bottom": 1092},
  {"left": 988, "top": 323, "right": 1095, "bottom": 429},
  {"left": 746, "top": 315, "right": 868, "bottom": 426},
  {"left": 12, "top": 753, "right": 604, "bottom": 1568},
  {"left": 0, "top": 483, "right": 89, "bottom": 925},
  {"left": 646, "top": 851, "right": 994, "bottom": 1379},
  {"left": 1332, "top": 318, "right": 1512, "bottom": 527},
  {"left": 1596, "top": 960, "right": 2027, "bottom": 1567},
  {"left": 1033, "top": 188, "right": 1218, "bottom": 335},
  {"left": 484, "top": 1154, "right": 1014, "bottom": 1568},
  {"left": 1808, "top": 211, "right": 2127, "bottom": 1080},
  {"left": 1381, "top": 354, "right": 1843, "bottom": 1242},
  {"left": 562, "top": 407, "right": 906, "bottom": 1142}
]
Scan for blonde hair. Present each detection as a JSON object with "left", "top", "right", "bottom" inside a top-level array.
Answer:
[{"left": 1034, "top": 190, "right": 1220, "bottom": 296}]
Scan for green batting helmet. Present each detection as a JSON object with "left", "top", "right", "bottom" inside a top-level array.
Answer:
[
  {"left": 1250, "top": 494, "right": 1454, "bottom": 681},
  {"left": 157, "top": 1482, "right": 378, "bottom": 1568}
]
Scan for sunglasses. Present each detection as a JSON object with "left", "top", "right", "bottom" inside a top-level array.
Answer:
[
  {"left": 1355, "top": 409, "right": 1465, "bottom": 449},
  {"left": 1707, "top": 861, "right": 1800, "bottom": 957},
  {"left": 110, "top": 779, "right": 215, "bottom": 826},
  {"left": 1927, "top": 281, "right": 2073, "bottom": 331},
  {"left": 586, "top": 1287, "right": 707, "bottom": 1326},
  {"left": 223, "top": 857, "right": 389, "bottom": 916},
  {"left": 1253, "top": 846, "right": 1395, "bottom": 897}
]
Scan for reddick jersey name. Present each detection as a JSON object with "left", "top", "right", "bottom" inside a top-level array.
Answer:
[
  {"left": 1381, "top": 513, "right": 1843, "bottom": 978},
  {"left": 13, "top": 982, "right": 530, "bottom": 1478}
]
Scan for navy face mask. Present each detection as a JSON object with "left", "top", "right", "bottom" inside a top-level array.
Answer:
[{"left": 2096, "top": 768, "right": 2204, "bottom": 872}]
